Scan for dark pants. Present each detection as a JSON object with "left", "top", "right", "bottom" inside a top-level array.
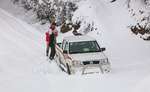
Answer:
[
  {"left": 46, "top": 46, "right": 50, "bottom": 56},
  {"left": 50, "top": 47, "right": 56, "bottom": 59},
  {"left": 47, "top": 33, "right": 56, "bottom": 59}
]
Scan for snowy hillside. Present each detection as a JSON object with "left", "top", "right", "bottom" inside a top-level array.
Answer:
[
  {"left": 0, "top": 0, "right": 150, "bottom": 92},
  {"left": 0, "top": 8, "right": 51, "bottom": 92},
  {"left": 73, "top": 0, "right": 150, "bottom": 63}
]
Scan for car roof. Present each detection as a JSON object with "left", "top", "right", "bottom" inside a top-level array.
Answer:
[{"left": 63, "top": 35, "right": 96, "bottom": 42}]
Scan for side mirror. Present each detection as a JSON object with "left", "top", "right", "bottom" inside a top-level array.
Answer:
[
  {"left": 100, "top": 48, "right": 106, "bottom": 52},
  {"left": 57, "top": 43, "right": 62, "bottom": 48},
  {"left": 63, "top": 50, "right": 68, "bottom": 54}
]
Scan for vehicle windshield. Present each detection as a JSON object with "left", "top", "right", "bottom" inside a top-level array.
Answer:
[{"left": 69, "top": 41, "right": 100, "bottom": 54}]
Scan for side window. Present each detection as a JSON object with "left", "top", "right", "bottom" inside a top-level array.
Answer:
[
  {"left": 57, "top": 43, "right": 62, "bottom": 48},
  {"left": 64, "top": 42, "right": 69, "bottom": 51}
]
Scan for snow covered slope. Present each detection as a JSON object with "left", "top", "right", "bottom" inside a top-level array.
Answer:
[
  {"left": 1, "top": 0, "right": 150, "bottom": 92},
  {"left": 89, "top": 0, "right": 150, "bottom": 64},
  {"left": 73, "top": 0, "right": 150, "bottom": 66},
  {"left": 0, "top": 8, "right": 61, "bottom": 92}
]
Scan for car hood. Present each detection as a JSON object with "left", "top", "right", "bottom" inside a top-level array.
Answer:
[{"left": 70, "top": 52, "right": 107, "bottom": 61}]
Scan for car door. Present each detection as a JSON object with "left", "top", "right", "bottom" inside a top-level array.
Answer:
[
  {"left": 59, "top": 40, "right": 66, "bottom": 65},
  {"left": 61, "top": 41, "right": 69, "bottom": 66}
]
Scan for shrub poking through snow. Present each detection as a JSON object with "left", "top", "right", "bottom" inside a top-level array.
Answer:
[
  {"left": 60, "top": 20, "right": 81, "bottom": 33},
  {"left": 128, "top": 0, "right": 150, "bottom": 40},
  {"left": 110, "top": 0, "right": 117, "bottom": 3},
  {"left": 130, "top": 23, "right": 150, "bottom": 40},
  {"left": 60, "top": 22, "right": 73, "bottom": 33}
]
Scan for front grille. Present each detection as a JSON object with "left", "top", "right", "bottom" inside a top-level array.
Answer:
[
  {"left": 93, "top": 61, "right": 99, "bottom": 64},
  {"left": 83, "top": 61, "right": 90, "bottom": 65},
  {"left": 82, "top": 61, "right": 100, "bottom": 65}
]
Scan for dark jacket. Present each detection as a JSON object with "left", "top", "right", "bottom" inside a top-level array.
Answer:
[{"left": 49, "top": 33, "right": 56, "bottom": 48}]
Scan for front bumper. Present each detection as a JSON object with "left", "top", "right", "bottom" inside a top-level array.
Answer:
[{"left": 72, "top": 59, "right": 111, "bottom": 74}]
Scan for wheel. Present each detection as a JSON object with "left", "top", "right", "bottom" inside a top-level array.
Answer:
[{"left": 66, "top": 63, "right": 71, "bottom": 75}]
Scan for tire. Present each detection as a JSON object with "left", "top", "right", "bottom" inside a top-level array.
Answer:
[{"left": 66, "top": 63, "right": 71, "bottom": 75}]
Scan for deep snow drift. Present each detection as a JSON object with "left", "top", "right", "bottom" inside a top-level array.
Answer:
[
  {"left": 0, "top": 0, "right": 150, "bottom": 92},
  {"left": 0, "top": 8, "right": 63, "bottom": 92}
]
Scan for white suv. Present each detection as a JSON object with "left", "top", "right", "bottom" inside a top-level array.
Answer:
[{"left": 56, "top": 35, "right": 111, "bottom": 75}]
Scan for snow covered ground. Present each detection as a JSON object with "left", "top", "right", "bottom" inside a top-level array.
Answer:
[{"left": 0, "top": 0, "right": 150, "bottom": 92}]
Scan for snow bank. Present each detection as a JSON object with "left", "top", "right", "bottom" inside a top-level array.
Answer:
[
  {"left": 132, "top": 76, "right": 150, "bottom": 92},
  {"left": 0, "top": 8, "right": 53, "bottom": 92}
]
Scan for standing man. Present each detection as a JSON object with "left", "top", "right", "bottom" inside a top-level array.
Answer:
[{"left": 45, "top": 22, "right": 58, "bottom": 60}]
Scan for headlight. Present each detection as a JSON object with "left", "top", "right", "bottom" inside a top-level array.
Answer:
[
  {"left": 100, "top": 59, "right": 108, "bottom": 65},
  {"left": 72, "top": 60, "right": 81, "bottom": 66}
]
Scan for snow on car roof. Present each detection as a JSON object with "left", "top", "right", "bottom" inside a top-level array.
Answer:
[{"left": 63, "top": 35, "right": 96, "bottom": 42}]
